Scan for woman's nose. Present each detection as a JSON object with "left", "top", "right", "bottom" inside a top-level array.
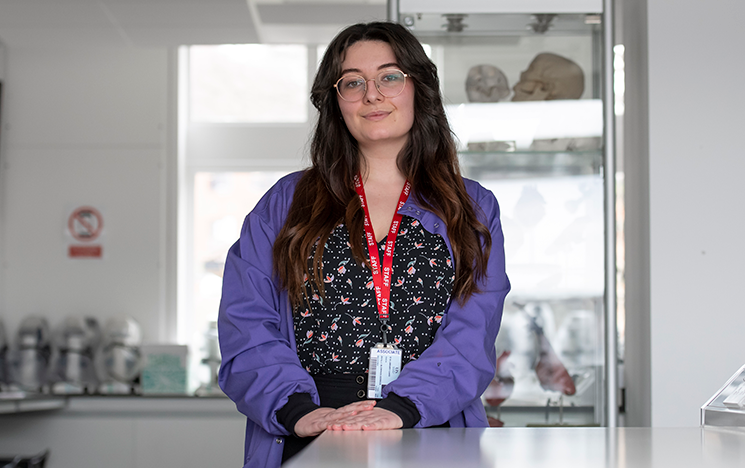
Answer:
[{"left": 363, "top": 78, "right": 383, "bottom": 103}]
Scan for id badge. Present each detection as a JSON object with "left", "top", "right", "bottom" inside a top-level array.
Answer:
[{"left": 367, "top": 344, "right": 402, "bottom": 399}]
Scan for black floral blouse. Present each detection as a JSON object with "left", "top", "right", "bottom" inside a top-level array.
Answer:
[{"left": 293, "top": 215, "right": 455, "bottom": 375}]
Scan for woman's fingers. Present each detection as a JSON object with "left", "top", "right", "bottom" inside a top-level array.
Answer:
[
  {"left": 294, "top": 408, "right": 338, "bottom": 438},
  {"left": 333, "top": 400, "right": 377, "bottom": 416},
  {"left": 326, "top": 408, "right": 403, "bottom": 431},
  {"left": 294, "top": 402, "right": 388, "bottom": 437}
]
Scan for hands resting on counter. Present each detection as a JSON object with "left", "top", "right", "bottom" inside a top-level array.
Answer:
[{"left": 294, "top": 400, "right": 402, "bottom": 438}]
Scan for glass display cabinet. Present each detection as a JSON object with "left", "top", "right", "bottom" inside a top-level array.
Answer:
[
  {"left": 390, "top": 0, "right": 616, "bottom": 427},
  {"left": 702, "top": 364, "right": 745, "bottom": 427}
]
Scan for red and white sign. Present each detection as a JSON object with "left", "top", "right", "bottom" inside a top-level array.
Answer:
[
  {"left": 69, "top": 245, "right": 103, "bottom": 258},
  {"left": 67, "top": 206, "right": 104, "bottom": 258},
  {"left": 68, "top": 206, "right": 103, "bottom": 242}
]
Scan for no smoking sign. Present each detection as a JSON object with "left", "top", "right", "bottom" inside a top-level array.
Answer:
[{"left": 68, "top": 206, "right": 104, "bottom": 258}]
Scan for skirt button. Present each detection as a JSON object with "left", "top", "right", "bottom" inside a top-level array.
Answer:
[
  {"left": 356, "top": 375, "right": 365, "bottom": 385},
  {"left": 357, "top": 389, "right": 366, "bottom": 399}
]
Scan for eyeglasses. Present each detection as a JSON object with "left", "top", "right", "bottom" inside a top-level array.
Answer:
[{"left": 334, "top": 69, "right": 409, "bottom": 102}]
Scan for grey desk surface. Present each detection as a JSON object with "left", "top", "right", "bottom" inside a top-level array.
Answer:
[{"left": 285, "top": 427, "right": 745, "bottom": 468}]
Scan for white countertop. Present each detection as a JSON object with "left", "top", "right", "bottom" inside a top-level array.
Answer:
[{"left": 285, "top": 426, "right": 745, "bottom": 468}]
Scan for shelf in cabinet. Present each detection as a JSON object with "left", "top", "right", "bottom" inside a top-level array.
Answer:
[
  {"left": 459, "top": 150, "right": 602, "bottom": 178},
  {"left": 484, "top": 404, "right": 598, "bottom": 427},
  {"left": 401, "top": 13, "right": 600, "bottom": 39},
  {"left": 485, "top": 404, "right": 595, "bottom": 412}
]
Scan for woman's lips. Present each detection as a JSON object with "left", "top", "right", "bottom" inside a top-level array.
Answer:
[{"left": 364, "top": 110, "right": 390, "bottom": 121}]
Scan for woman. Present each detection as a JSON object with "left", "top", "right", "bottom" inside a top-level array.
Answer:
[{"left": 218, "top": 21, "right": 510, "bottom": 468}]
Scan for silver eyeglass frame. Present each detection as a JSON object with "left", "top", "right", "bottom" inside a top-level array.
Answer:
[{"left": 333, "top": 69, "right": 409, "bottom": 102}]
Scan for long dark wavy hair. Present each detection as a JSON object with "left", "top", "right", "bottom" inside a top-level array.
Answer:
[{"left": 273, "top": 21, "right": 491, "bottom": 309}]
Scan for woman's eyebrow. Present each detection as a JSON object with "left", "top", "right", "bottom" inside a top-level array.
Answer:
[
  {"left": 339, "top": 63, "right": 401, "bottom": 75},
  {"left": 339, "top": 67, "right": 362, "bottom": 75},
  {"left": 377, "top": 62, "right": 399, "bottom": 70}
]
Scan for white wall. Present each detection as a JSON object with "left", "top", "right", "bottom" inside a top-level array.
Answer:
[
  {"left": 0, "top": 46, "right": 171, "bottom": 343},
  {"left": 647, "top": 0, "right": 745, "bottom": 426},
  {"left": 0, "top": 38, "right": 257, "bottom": 468}
]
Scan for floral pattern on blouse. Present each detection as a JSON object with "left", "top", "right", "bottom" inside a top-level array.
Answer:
[{"left": 293, "top": 215, "right": 454, "bottom": 375}]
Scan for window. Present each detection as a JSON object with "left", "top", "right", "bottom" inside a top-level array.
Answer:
[
  {"left": 189, "top": 44, "right": 308, "bottom": 123},
  {"left": 180, "top": 44, "right": 316, "bottom": 389},
  {"left": 188, "top": 171, "right": 286, "bottom": 386}
]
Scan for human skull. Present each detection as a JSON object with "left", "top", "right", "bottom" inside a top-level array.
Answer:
[
  {"left": 512, "top": 53, "right": 584, "bottom": 101},
  {"left": 465, "top": 64, "right": 510, "bottom": 102}
]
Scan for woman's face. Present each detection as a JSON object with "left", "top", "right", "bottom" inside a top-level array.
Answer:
[{"left": 336, "top": 40, "right": 415, "bottom": 155}]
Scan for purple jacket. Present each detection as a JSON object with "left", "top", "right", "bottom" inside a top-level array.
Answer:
[{"left": 218, "top": 171, "right": 510, "bottom": 468}]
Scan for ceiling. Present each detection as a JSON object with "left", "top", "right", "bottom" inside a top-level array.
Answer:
[{"left": 0, "top": 0, "right": 388, "bottom": 48}]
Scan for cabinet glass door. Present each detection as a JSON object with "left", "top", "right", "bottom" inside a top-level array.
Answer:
[{"left": 394, "top": 0, "right": 610, "bottom": 427}]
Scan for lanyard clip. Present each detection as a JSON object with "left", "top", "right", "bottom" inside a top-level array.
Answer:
[{"left": 380, "top": 321, "right": 392, "bottom": 345}]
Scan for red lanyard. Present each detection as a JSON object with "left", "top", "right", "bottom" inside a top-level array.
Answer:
[{"left": 353, "top": 174, "right": 411, "bottom": 322}]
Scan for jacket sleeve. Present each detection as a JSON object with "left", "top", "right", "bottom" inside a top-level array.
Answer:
[
  {"left": 381, "top": 188, "right": 510, "bottom": 427},
  {"left": 217, "top": 181, "right": 319, "bottom": 437}
]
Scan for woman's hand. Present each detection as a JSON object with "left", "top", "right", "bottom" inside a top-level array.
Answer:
[
  {"left": 327, "top": 407, "right": 403, "bottom": 431},
  {"left": 294, "top": 408, "right": 339, "bottom": 438},
  {"left": 294, "top": 401, "right": 377, "bottom": 437}
]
